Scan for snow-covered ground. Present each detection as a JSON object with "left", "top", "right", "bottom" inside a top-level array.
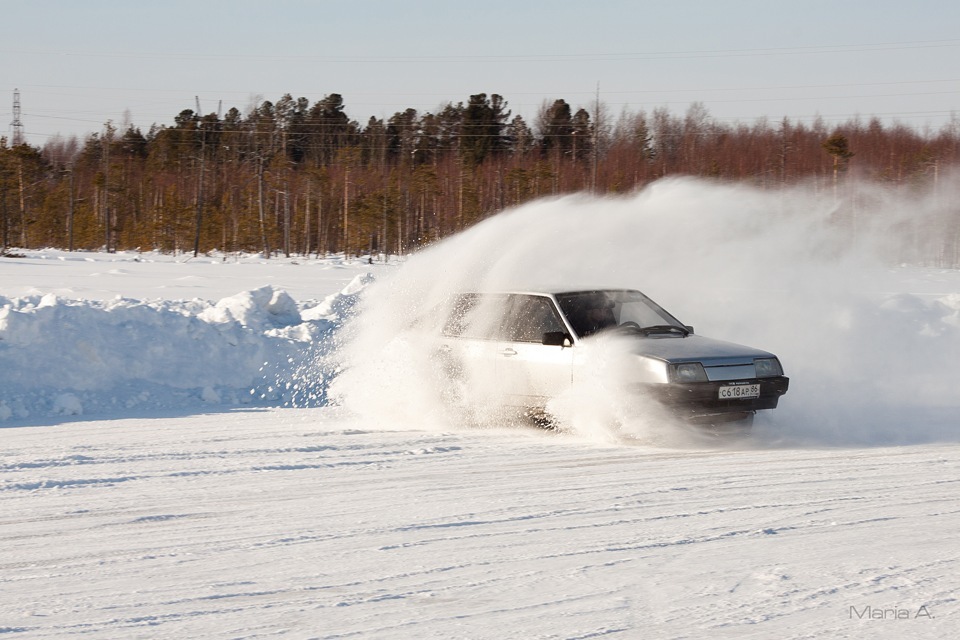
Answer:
[{"left": 2, "top": 180, "right": 960, "bottom": 638}]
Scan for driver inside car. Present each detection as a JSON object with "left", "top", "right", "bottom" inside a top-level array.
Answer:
[{"left": 576, "top": 296, "right": 618, "bottom": 337}]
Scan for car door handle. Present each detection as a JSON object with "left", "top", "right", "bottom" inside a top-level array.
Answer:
[{"left": 499, "top": 347, "right": 518, "bottom": 357}]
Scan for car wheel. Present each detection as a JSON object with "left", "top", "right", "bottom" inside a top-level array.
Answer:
[{"left": 524, "top": 409, "right": 561, "bottom": 431}]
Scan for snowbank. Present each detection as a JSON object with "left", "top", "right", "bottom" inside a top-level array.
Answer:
[{"left": 0, "top": 275, "right": 372, "bottom": 422}]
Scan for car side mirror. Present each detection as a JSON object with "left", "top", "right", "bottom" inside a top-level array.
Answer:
[{"left": 542, "top": 331, "right": 573, "bottom": 347}]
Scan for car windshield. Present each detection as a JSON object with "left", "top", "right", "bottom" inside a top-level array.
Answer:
[{"left": 555, "top": 290, "right": 684, "bottom": 338}]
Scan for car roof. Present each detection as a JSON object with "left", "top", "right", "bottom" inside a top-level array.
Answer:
[{"left": 458, "top": 287, "right": 641, "bottom": 297}]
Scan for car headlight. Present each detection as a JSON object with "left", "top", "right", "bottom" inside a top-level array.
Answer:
[
  {"left": 669, "top": 362, "right": 708, "bottom": 383},
  {"left": 754, "top": 358, "right": 783, "bottom": 378}
]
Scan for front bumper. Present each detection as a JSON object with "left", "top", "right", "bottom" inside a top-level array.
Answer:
[{"left": 645, "top": 376, "right": 790, "bottom": 418}]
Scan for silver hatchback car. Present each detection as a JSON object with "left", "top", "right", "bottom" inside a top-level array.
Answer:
[{"left": 437, "top": 289, "right": 789, "bottom": 427}]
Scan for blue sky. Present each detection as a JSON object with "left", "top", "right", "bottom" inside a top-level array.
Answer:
[{"left": 3, "top": 0, "right": 959, "bottom": 144}]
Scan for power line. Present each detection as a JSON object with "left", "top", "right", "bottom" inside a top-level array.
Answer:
[{"left": 3, "top": 37, "right": 960, "bottom": 63}]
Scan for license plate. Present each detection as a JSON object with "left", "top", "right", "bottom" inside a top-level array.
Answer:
[{"left": 719, "top": 384, "right": 760, "bottom": 400}]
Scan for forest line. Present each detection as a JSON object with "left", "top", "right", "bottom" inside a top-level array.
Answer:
[{"left": 2, "top": 92, "right": 959, "bottom": 265}]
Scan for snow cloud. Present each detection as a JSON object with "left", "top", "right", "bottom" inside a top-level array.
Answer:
[{"left": 333, "top": 177, "right": 960, "bottom": 446}]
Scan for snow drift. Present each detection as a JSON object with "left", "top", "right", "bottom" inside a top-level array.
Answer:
[{"left": 0, "top": 277, "right": 369, "bottom": 422}]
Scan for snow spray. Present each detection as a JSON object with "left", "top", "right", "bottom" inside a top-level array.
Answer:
[{"left": 330, "top": 176, "right": 960, "bottom": 447}]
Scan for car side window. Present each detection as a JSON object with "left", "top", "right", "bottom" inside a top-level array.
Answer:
[
  {"left": 443, "top": 294, "right": 509, "bottom": 340},
  {"left": 504, "top": 295, "right": 566, "bottom": 343}
]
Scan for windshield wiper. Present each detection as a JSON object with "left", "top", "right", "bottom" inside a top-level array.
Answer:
[{"left": 639, "top": 324, "right": 690, "bottom": 337}]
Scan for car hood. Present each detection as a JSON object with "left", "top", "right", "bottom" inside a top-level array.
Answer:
[{"left": 623, "top": 333, "right": 776, "bottom": 365}]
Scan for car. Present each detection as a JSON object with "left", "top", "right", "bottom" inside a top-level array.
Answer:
[{"left": 436, "top": 288, "right": 789, "bottom": 429}]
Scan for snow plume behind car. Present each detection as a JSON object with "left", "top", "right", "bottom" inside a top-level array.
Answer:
[{"left": 331, "top": 176, "right": 960, "bottom": 446}]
